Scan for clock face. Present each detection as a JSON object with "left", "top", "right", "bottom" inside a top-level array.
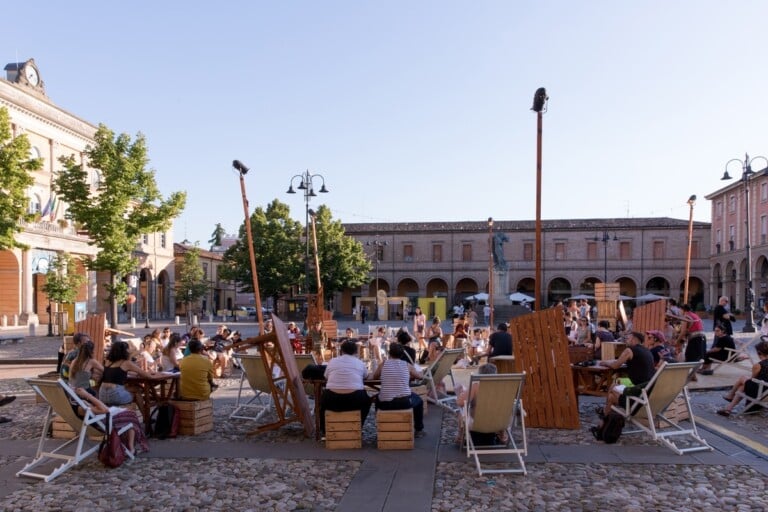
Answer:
[{"left": 24, "top": 65, "right": 39, "bottom": 86}]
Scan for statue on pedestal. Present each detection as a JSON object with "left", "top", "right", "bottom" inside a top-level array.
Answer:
[{"left": 493, "top": 232, "right": 509, "bottom": 271}]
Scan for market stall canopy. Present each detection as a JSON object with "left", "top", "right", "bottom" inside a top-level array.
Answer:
[{"left": 508, "top": 292, "right": 535, "bottom": 303}]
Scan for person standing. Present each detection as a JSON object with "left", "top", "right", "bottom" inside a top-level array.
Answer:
[
  {"left": 412, "top": 306, "right": 427, "bottom": 354},
  {"left": 482, "top": 304, "right": 491, "bottom": 326},
  {"left": 677, "top": 304, "right": 707, "bottom": 365},
  {"left": 712, "top": 296, "right": 736, "bottom": 335},
  {"left": 361, "top": 306, "right": 368, "bottom": 324}
]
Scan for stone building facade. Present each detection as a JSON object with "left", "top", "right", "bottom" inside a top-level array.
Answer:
[
  {"left": 0, "top": 58, "right": 175, "bottom": 327},
  {"left": 340, "top": 217, "right": 711, "bottom": 315}
]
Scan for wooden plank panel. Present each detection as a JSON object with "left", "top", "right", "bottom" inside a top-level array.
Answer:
[{"left": 633, "top": 300, "right": 667, "bottom": 334}]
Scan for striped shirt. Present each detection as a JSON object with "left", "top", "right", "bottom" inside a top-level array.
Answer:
[{"left": 378, "top": 359, "right": 412, "bottom": 402}]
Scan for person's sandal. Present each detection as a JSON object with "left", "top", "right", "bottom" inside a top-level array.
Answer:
[
  {"left": 722, "top": 395, "right": 734, "bottom": 402},
  {"left": 716, "top": 409, "right": 731, "bottom": 417}
]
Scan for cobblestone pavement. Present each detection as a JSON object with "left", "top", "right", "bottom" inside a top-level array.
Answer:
[{"left": 0, "top": 324, "right": 766, "bottom": 511}]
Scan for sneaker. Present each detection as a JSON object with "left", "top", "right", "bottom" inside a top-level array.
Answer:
[
  {"left": 414, "top": 430, "right": 426, "bottom": 438},
  {"left": 0, "top": 396, "right": 16, "bottom": 407},
  {"left": 716, "top": 409, "right": 731, "bottom": 417}
]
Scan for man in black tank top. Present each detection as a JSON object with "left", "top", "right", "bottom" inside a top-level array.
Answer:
[{"left": 598, "top": 331, "right": 655, "bottom": 417}]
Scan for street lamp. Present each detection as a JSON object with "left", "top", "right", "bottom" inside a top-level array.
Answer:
[
  {"left": 722, "top": 153, "right": 768, "bottom": 333},
  {"left": 143, "top": 268, "right": 151, "bottom": 328},
  {"left": 593, "top": 231, "right": 618, "bottom": 284},
  {"left": 287, "top": 170, "right": 329, "bottom": 295},
  {"left": 531, "top": 87, "right": 548, "bottom": 311},
  {"left": 683, "top": 195, "right": 696, "bottom": 305},
  {"left": 366, "top": 237, "right": 389, "bottom": 321},
  {"left": 488, "top": 217, "right": 494, "bottom": 327}
]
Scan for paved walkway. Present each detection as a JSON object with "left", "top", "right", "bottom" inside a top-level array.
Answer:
[{"left": 0, "top": 321, "right": 766, "bottom": 510}]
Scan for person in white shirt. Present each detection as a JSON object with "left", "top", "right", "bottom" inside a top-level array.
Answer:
[{"left": 319, "top": 340, "right": 371, "bottom": 436}]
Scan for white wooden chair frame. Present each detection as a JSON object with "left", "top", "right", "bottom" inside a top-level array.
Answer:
[
  {"left": 735, "top": 377, "right": 768, "bottom": 416},
  {"left": 17, "top": 378, "right": 134, "bottom": 482},
  {"left": 611, "top": 361, "right": 711, "bottom": 455},
  {"left": 463, "top": 372, "right": 527, "bottom": 476},
  {"left": 421, "top": 348, "right": 465, "bottom": 410},
  {"left": 711, "top": 334, "right": 763, "bottom": 373}
]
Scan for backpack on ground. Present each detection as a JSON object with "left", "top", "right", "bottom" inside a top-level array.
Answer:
[
  {"left": 151, "top": 403, "right": 180, "bottom": 439},
  {"left": 593, "top": 412, "right": 625, "bottom": 444}
]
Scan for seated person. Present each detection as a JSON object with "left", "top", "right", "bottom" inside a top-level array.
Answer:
[
  {"left": 67, "top": 340, "right": 103, "bottom": 397},
  {"left": 455, "top": 363, "right": 507, "bottom": 445},
  {"left": 644, "top": 330, "right": 675, "bottom": 368},
  {"left": 698, "top": 324, "right": 736, "bottom": 375},
  {"left": 597, "top": 331, "right": 655, "bottom": 418},
  {"left": 594, "top": 320, "right": 615, "bottom": 359},
  {"left": 369, "top": 326, "right": 388, "bottom": 365},
  {"left": 309, "top": 321, "right": 328, "bottom": 363},
  {"left": 287, "top": 322, "right": 303, "bottom": 354},
  {"left": 466, "top": 328, "right": 485, "bottom": 361},
  {"left": 72, "top": 387, "right": 148, "bottom": 455},
  {"left": 99, "top": 341, "right": 157, "bottom": 406},
  {"left": 373, "top": 343, "right": 425, "bottom": 438},
  {"left": 60, "top": 332, "right": 89, "bottom": 381},
  {"left": 319, "top": 340, "right": 371, "bottom": 436},
  {"left": 179, "top": 339, "right": 216, "bottom": 401},
  {"left": 718, "top": 340, "right": 768, "bottom": 416},
  {"left": 159, "top": 333, "right": 184, "bottom": 372},
  {"left": 395, "top": 329, "right": 417, "bottom": 364},
  {"left": 425, "top": 317, "right": 444, "bottom": 363},
  {"left": 473, "top": 323, "right": 513, "bottom": 362}
]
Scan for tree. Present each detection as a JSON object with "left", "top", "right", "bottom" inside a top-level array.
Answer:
[
  {"left": 175, "top": 245, "right": 209, "bottom": 320},
  {"left": 54, "top": 125, "right": 186, "bottom": 327},
  {"left": 208, "top": 223, "right": 226, "bottom": 250},
  {"left": 221, "top": 201, "right": 370, "bottom": 308},
  {"left": 220, "top": 199, "right": 304, "bottom": 301},
  {"left": 0, "top": 107, "right": 42, "bottom": 250},
  {"left": 41, "top": 253, "right": 86, "bottom": 304},
  {"left": 312, "top": 205, "right": 371, "bottom": 304}
]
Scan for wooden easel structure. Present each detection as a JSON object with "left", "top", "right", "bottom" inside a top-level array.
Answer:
[
  {"left": 233, "top": 315, "right": 314, "bottom": 437},
  {"left": 72, "top": 313, "right": 135, "bottom": 362},
  {"left": 509, "top": 307, "right": 580, "bottom": 429}
]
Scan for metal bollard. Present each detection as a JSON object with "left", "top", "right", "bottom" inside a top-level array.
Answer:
[
  {"left": 130, "top": 317, "right": 136, "bottom": 329},
  {"left": 175, "top": 316, "right": 180, "bottom": 325},
  {"left": 13, "top": 314, "right": 18, "bottom": 326},
  {"left": 29, "top": 323, "right": 36, "bottom": 336},
  {"left": 1, "top": 315, "right": 6, "bottom": 327},
  {"left": 193, "top": 315, "right": 198, "bottom": 326}
]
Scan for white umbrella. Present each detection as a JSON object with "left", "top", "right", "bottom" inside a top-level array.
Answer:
[
  {"left": 635, "top": 293, "right": 669, "bottom": 302},
  {"left": 465, "top": 292, "right": 489, "bottom": 301},
  {"left": 619, "top": 294, "right": 634, "bottom": 300},
  {"left": 567, "top": 294, "right": 594, "bottom": 300},
  {"left": 508, "top": 292, "right": 534, "bottom": 303}
]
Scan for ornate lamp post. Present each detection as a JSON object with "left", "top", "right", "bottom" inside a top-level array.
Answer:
[
  {"left": 722, "top": 153, "right": 768, "bottom": 333},
  {"left": 287, "top": 170, "right": 329, "bottom": 295},
  {"left": 488, "top": 217, "right": 494, "bottom": 327},
  {"left": 683, "top": 195, "right": 696, "bottom": 305}
]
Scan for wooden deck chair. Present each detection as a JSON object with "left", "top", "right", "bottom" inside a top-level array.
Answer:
[
  {"left": 712, "top": 334, "right": 763, "bottom": 373},
  {"left": 230, "top": 354, "right": 273, "bottom": 421},
  {"left": 17, "top": 378, "right": 134, "bottom": 482},
  {"left": 464, "top": 372, "right": 527, "bottom": 476},
  {"left": 611, "top": 361, "right": 711, "bottom": 455},
  {"left": 422, "top": 348, "right": 465, "bottom": 410},
  {"left": 735, "top": 377, "right": 768, "bottom": 416}
]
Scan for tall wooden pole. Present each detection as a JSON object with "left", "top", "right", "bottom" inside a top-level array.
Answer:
[{"left": 234, "top": 160, "right": 264, "bottom": 332}]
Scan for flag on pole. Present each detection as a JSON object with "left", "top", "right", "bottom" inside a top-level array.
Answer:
[
  {"left": 40, "top": 195, "right": 53, "bottom": 217},
  {"left": 49, "top": 195, "right": 58, "bottom": 221}
]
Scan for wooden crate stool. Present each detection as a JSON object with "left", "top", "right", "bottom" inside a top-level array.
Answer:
[
  {"left": 412, "top": 385, "right": 429, "bottom": 415},
  {"left": 325, "top": 410, "right": 362, "bottom": 449},
  {"left": 170, "top": 399, "right": 213, "bottom": 435},
  {"left": 376, "top": 409, "right": 414, "bottom": 450},
  {"left": 50, "top": 401, "right": 139, "bottom": 440}
]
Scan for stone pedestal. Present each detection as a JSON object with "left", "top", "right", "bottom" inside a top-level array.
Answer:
[{"left": 492, "top": 270, "right": 510, "bottom": 305}]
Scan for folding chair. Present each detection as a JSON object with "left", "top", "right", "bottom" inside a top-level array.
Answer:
[
  {"left": 17, "top": 378, "right": 134, "bottom": 482},
  {"left": 421, "top": 348, "right": 465, "bottom": 410},
  {"left": 611, "top": 361, "right": 711, "bottom": 455},
  {"left": 464, "top": 372, "right": 527, "bottom": 476},
  {"left": 735, "top": 377, "right": 768, "bottom": 416},
  {"left": 230, "top": 354, "right": 273, "bottom": 421},
  {"left": 712, "top": 334, "right": 762, "bottom": 373}
]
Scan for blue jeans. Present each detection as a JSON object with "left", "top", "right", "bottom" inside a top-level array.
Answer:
[{"left": 98, "top": 385, "right": 133, "bottom": 406}]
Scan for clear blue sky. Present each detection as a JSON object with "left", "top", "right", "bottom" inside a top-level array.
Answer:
[{"left": 7, "top": 1, "right": 768, "bottom": 246}]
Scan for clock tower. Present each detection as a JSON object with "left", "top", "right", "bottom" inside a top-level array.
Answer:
[{"left": 3, "top": 58, "right": 46, "bottom": 95}]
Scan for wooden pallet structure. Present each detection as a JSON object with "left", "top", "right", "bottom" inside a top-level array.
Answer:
[
  {"left": 595, "top": 283, "right": 620, "bottom": 331},
  {"left": 633, "top": 299, "right": 668, "bottom": 334},
  {"left": 508, "top": 307, "right": 580, "bottom": 429}
]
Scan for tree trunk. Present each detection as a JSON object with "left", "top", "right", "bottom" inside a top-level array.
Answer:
[{"left": 109, "top": 271, "right": 119, "bottom": 328}]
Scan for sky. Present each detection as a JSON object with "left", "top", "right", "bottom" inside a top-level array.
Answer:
[{"left": 6, "top": 1, "right": 768, "bottom": 246}]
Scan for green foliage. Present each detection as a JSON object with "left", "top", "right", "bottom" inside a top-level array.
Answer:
[
  {"left": 175, "top": 246, "right": 209, "bottom": 305},
  {"left": 0, "top": 107, "right": 42, "bottom": 250},
  {"left": 208, "top": 223, "right": 226, "bottom": 249},
  {"left": 221, "top": 201, "right": 370, "bottom": 306},
  {"left": 41, "top": 253, "right": 87, "bottom": 304},
  {"left": 221, "top": 199, "right": 304, "bottom": 298},
  {"left": 53, "top": 124, "right": 186, "bottom": 325}
]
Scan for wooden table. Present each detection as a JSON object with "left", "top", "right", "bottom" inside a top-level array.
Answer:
[
  {"left": 571, "top": 364, "right": 627, "bottom": 398},
  {"left": 127, "top": 373, "right": 180, "bottom": 434}
]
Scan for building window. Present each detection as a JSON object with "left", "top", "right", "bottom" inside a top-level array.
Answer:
[
  {"left": 461, "top": 244, "right": 472, "bottom": 262},
  {"left": 432, "top": 244, "right": 442, "bottom": 263},
  {"left": 729, "top": 225, "right": 735, "bottom": 248},
  {"left": 555, "top": 242, "right": 566, "bottom": 261},
  {"left": 690, "top": 240, "right": 699, "bottom": 259},
  {"left": 619, "top": 241, "right": 631, "bottom": 259},
  {"left": 652, "top": 240, "right": 664, "bottom": 259},
  {"left": 716, "top": 201, "right": 723, "bottom": 217},
  {"left": 403, "top": 244, "right": 413, "bottom": 262},
  {"left": 762, "top": 215, "right": 768, "bottom": 244},
  {"left": 523, "top": 242, "right": 533, "bottom": 261},
  {"left": 160, "top": 233, "right": 167, "bottom": 248},
  {"left": 202, "top": 263, "right": 209, "bottom": 276},
  {"left": 376, "top": 245, "right": 385, "bottom": 262},
  {"left": 728, "top": 195, "right": 736, "bottom": 213},
  {"left": 142, "top": 234, "right": 149, "bottom": 244},
  {"left": 28, "top": 195, "right": 42, "bottom": 215},
  {"left": 762, "top": 182, "right": 768, "bottom": 202},
  {"left": 716, "top": 243, "right": 721, "bottom": 254},
  {"left": 587, "top": 242, "right": 598, "bottom": 260},
  {"left": 92, "top": 170, "right": 102, "bottom": 188}
]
